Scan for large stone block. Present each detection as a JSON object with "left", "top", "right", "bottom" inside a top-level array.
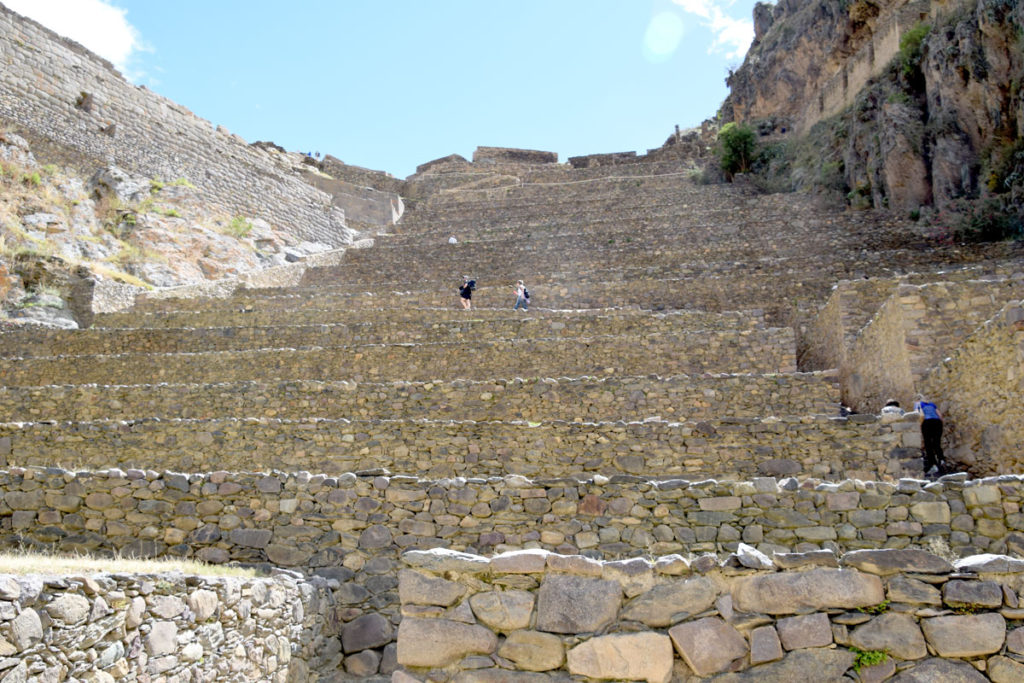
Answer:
[
  {"left": 842, "top": 549, "right": 952, "bottom": 575},
  {"left": 398, "top": 569, "right": 466, "bottom": 607},
  {"left": 567, "top": 632, "right": 673, "bottom": 683},
  {"left": 469, "top": 590, "right": 534, "bottom": 632},
  {"left": 922, "top": 614, "right": 1006, "bottom": 657},
  {"left": 497, "top": 630, "right": 564, "bottom": 671},
  {"left": 620, "top": 576, "right": 717, "bottom": 627},
  {"left": 396, "top": 618, "right": 497, "bottom": 668},
  {"left": 342, "top": 613, "right": 393, "bottom": 653},
  {"left": 731, "top": 568, "right": 884, "bottom": 614},
  {"left": 850, "top": 612, "right": 927, "bottom": 660},
  {"left": 535, "top": 575, "right": 621, "bottom": 634},
  {"left": 776, "top": 612, "right": 832, "bottom": 650},
  {"left": 669, "top": 616, "right": 747, "bottom": 677}
]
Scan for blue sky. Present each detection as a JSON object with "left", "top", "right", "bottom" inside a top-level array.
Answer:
[{"left": 5, "top": 0, "right": 762, "bottom": 179}]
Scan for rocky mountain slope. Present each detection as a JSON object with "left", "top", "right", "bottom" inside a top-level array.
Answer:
[
  {"left": 0, "top": 131, "right": 333, "bottom": 327},
  {"left": 722, "top": 0, "right": 1023, "bottom": 223}
]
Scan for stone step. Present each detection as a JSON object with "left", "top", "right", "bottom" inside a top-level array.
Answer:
[
  {"left": 92, "top": 306, "right": 762, "bottom": 331},
  {"left": 0, "top": 329, "right": 797, "bottom": 386},
  {"left": 0, "top": 371, "right": 839, "bottom": 423},
  {"left": 0, "top": 310, "right": 764, "bottom": 358},
  {"left": 0, "top": 412, "right": 915, "bottom": 482}
]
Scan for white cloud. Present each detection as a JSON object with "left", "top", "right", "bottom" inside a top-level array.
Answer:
[
  {"left": 671, "top": 0, "right": 753, "bottom": 60},
  {"left": 3, "top": 0, "right": 148, "bottom": 79}
]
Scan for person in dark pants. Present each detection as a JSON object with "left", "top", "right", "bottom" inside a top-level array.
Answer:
[
  {"left": 459, "top": 276, "right": 474, "bottom": 310},
  {"left": 914, "top": 395, "right": 945, "bottom": 476}
]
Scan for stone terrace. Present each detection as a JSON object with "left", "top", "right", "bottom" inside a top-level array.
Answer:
[{"left": 0, "top": 152, "right": 1021, "bottom": 680}]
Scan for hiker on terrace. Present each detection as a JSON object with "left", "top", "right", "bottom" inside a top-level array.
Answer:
[
  {"left": 459, "top": 276, "right": 474, "bottom": 310},
  {"left": 914, "top": 394, "right": 946, "bottom": 476},
  {"left": 513, "top": 280, "right": 529, "bottom": 311}
]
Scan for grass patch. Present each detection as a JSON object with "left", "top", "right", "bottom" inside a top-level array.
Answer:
[
  {"left": 225, "top": 215, "right": 253, "bottom": 238},
  {"left": 0, "top": 549, "right": 256, "bottom": 577},
  {"left": 851, "top": 648, "right": 888, "bottom": 672},
  {"left": 858, "top": 599, "right": 890, "bottom": 615}
]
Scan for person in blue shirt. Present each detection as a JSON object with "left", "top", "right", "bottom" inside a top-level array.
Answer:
[{"left": 914, "top": 395, "right": 945, "bottom": 476}]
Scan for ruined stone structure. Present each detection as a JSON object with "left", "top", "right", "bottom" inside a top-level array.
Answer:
[
  {"left": 1, "top": 2, "right": 1024, "bottom": 679},
  {"left": 0, "top": 142, "right": 1021, "bottom": 680}
]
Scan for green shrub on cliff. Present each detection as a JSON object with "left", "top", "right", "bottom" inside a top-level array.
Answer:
[
  {"left": 716, "top": 122, "right": 757, "bottom": 179},
  {"left": 899, "top": 22, "right": 931, "bottom": 80}
]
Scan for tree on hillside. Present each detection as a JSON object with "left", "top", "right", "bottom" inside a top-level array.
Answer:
[{"left": 716, "top": 122, "right": 757, "bottom": 180}]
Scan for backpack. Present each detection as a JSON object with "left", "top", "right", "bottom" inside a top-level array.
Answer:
[
  {"left": 467, "top": 279, "right": 476, "bottom": 290},
  {"left": 522, "top": 288, "right": 529, "bottom": 300}
]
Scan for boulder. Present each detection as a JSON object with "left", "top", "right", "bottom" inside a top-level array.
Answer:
[
  {"left": 567, "top": 632, "right": 673, "bottom": 683},
  {"left": 890, "top": 657, "right": 988, "bottom": 682},
  {"left": 342, "top": 613, "right": 393, "bottom": 653},
  {"left": 714, "top": 649, "right": 855, "bottom": 682},
  {"left": 842, "top": 549, "right": 952, "bottom": 575},
  {"left": 776, "top": 612, "right": 832, "bottom": 650},
  {"left": 398, "top": 569, "right": 466, "bottom": 607}
]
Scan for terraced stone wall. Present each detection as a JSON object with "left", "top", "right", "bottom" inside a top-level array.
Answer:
[
  {"left": 0, "top": 328, "right": 798, "bottom": 386},
  {"left": 0, "top": 413, "right": 917, "bottom": 480},
  {"left": 842, "top": 280, "right": 1024, "bottom": 411},
  {"left": 0, "top": 569, "right": 340, "bottom": 682},
  {"left": 395, "top": 547, "right": 1024, "bottom": 682},
  {"left": 0, "top": 372, "right": 838, "bottom": 423},
  {"left": 0, "top": 5, "right": 353, "bottom": 246},
  {"left": 922, "top": 301, "right": 1024, "bottom": 476}
]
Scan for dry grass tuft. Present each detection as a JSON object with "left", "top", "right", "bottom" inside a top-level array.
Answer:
[{"left": 0, "top": 549, "right": 257, "bottom": 577}]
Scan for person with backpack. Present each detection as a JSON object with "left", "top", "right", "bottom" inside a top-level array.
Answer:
[
  {"left": 913, "top": 395, "right": 945, "bottom": 476},
  {"left": 459, "top": 276, "right": 475, "bottom": 309},
  {"left": 513, "top": 280, "right": 530, "bottom": 311}
]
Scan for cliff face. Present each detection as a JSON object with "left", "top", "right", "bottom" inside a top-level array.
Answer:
[{"left": 722, "top": 0, "right": 1024, "bottom": 214}]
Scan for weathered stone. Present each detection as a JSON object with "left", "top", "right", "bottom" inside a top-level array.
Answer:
[
  {"left": 228, "top": 528, "right": 272, "bottom": 548},
  {"left": 714, "top": 649, "right": 855, "bottom": 682},
  {"left": 732, "top": 568, "right": 884, "bottom": 614},
  {"left": 396, "top": 618, "right": 497, "bottom": 667},
  {"left": 776, "top": 612, "right": 832, "bottom": 650},
  {"left": 187, "top": 589, "right": 219, "bottom": 622},
  {"left": 44, "top": 594, "right": 90, "bottom": 624},
  {"left": 668, "top": 616, "right": 747, "bottom": 677},
  {"left": 890, "top": 657, "right": 988, "bottom": 682},
  {"left": 887, "top": 575, "right": 942, "bottom": 605},
  {"left": 344, "top": 649, "right": 380, "bottom": 676},
  {"left": 342, "top": 613, "right": 393, "bottom": 654},
  {"left": 402, "top": 548, "right": 490, "bottom": 573},
  {"left": 10, "top": 609, "right": 42, "bottom": 651},
  {"left": 943, "top": 579, "right": 1003, "bottom": 609},
  {"left": 620, "top": 576, "right": 716, "bottom": 627},
  {"left": 497, "top": 630, "right": 564, "bottom": 672},
  {"left": 398, "top": 569, "right": 466, "bottom": 607},
  {"left": 988, "top": 655, "right": 1024, "bottom": 683},
  {"left": 850, "top": 612, "right": 927, "bottom": 660},
  {"left": 602, "top": 557, "right": 655, "bottom": 597},
  {"left": 452, "top": 671, "right": 552, "bottom": 683},
  {"left": 842, "top": 549, "right": 953, "bottom": 575},
  {"left": 150, "top": 595, "right": 185, "bottom": 618},
  {"left": 535, "top": 575, "right": 621, "bottom": 634},
  {"left": 921, "top": 613, "right": 1006, "bottom": 657},
  {"left": 772, "top": 550, "right": 838, "bottom": 569},
  {"left": 749, "top": 625, "right": 783, "bottom": 665},
  {"left": 910, "top": 501, "right": 950, "bottom": 524},
  {"left": 145, "top": 621, "right": 178, "bottom": 657},
  {"left": 489, "top": 549, "right": 548, "bottom": 573},
  {"left": 567, "top": 632, "right": 673, "bottom": 683},
  {"left": 469, "top": 590, "right": 534, "bottom": 632},
  {"left": 359, "top": 524, "right": 393, "bottom": 549},
  {"left": 547, "top": 553, "right": 603, "bottom": 576}
]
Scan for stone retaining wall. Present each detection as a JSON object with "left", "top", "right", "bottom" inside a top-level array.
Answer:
[
  {"left": 844, "top": 279, "right": 1024, "bottom": 411},
  {"left": 0, "top": 568, "right": 340, "bottom": 682},
  {"left": 0, "top": 372, "right": 837, "bottom": 423},
  {"left": 394, "top": 546, "right": 1024, "bottom": 682},
  {"left": 0, "top": 329, "right": 798, "bottom": 386},
  {"left": 922, "top": 300, "right": 1024, "bottom": 476},
  {"left": 0, "top": 5, "right": 354, "bottom": 246},
  {"left": 0, "top": 311, "right": 763, "bottom": 358},
  {"left": 0, "top": 413, "right": 913, "bottom": 481}
]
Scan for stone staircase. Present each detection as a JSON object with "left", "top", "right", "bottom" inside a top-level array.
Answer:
[{"left": 0, "top": 158, "right": 1022, "bottom": 680}]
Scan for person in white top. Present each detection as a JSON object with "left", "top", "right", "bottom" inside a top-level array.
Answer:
[{"left": 513, "top": 280, "right": 529, "bottom": 311}]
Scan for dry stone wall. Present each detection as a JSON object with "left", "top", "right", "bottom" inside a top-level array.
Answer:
[
  {"left": 0, "top": 5, "right": 354, "bottom": 246},
  {"left": 0, "top": 568, "right": 339, "bottom": 682},
  {"left": 0, "top": 328, "right": 798, "bottom": 386},
  {"left": 0, "top": 413, "right": 917, "bottom": 481},
  {"left": 922, "top": 300, "right": 1024, "bottom": 476},
  {"left": 0, "top": 372, "right": 838, "bottom": 423},
  {"left": 394, "top": 546, "right": 1024, "bottom": 682}
]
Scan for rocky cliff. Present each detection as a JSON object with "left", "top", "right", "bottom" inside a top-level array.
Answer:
[{"left": 722, "top": 0, "right": 1023, "bottom": 222}]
